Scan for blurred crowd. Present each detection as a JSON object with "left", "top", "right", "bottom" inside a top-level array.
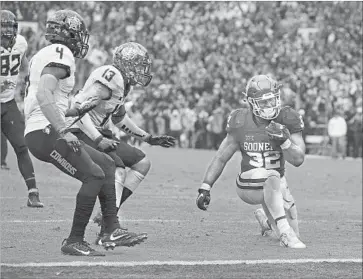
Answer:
[{"left": 3, "top": 1, "right": 362, "bottom": 155}]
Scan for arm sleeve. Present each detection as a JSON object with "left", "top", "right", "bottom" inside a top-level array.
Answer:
[{"left": 282, "top": 107, "right": 304, "bottom": 134}]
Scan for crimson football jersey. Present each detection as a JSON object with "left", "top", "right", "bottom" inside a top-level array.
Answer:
[{"left": 226, "top": 106, "right": 304, "bottom": 176}]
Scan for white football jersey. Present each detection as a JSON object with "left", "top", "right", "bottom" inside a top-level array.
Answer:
[
  {"left": 24, "top": 44, "right": 76, "bottom": 135},
  {"left": 72, "top": 65, "right": 126, "bottom": 129},
  {"left": 0, "top": 34, "right": 28, "bottom": 103}
]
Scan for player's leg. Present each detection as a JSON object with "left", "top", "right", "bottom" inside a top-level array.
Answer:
[
  {"left": 25, "top": 127, "right": 109, "bottom": 256},
  {"left": 1, "top": 100, "right": 43, "bottom": 207},
  {"left": 236, "top": 168, "right": 305, "bottom": 248},
  {"left": 1, "top": 131, "right": 10, "bottom": 170},
  {"left": 72, "top": 130, "right": 147, "bottom": 246},
  {"left": 115, "top": 140, "right": 150, "bottom": 208},
  {"left": 280, "top": 177, "right": 300, "bottom": 237}
]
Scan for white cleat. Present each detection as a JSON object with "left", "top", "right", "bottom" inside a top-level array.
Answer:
[
  {"left": 280, "top": 228, "right": 306, "bottom": 249},
  {"left": 254, "top": 208, "right": 273, "bottom": 237}
]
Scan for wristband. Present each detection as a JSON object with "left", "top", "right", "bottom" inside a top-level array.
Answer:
[
  {"left": 200, "top": 183, "right": 212, "bottom": 191},
  {"left": 94, "top": 135, "right": 104, "bottom": 146},
  {"left": 280, "top": 139, "right": 292, "bottom": 150}
]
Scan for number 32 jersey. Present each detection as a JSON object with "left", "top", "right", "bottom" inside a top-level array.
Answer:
[
  {"left": 0, "top": 34, "right": 27, "bottom": 103},
  {"left": 226, "top": 106, "right": 304, "bottom": 177},
  {"left": 24, "top": 44, "right": 76, "bottom": 135}
]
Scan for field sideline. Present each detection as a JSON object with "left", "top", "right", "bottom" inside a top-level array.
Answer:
[{"left": 0, "top": 145, "right": 362, "bottom": 279}]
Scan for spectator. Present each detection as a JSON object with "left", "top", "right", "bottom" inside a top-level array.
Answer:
[
  {"left": 349, "top": 107, "right": 363, "bottom": 158},
  {"left": 169, "top": 108, "right": 183, "bottom": 148},
  {"left": 328, "top": 110, "right": 348, "bottom": 159}
]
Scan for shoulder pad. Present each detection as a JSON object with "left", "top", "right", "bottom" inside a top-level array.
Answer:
[
  {"left": 279, "top": 106, "right": 304, "bottom": 134},
  {"left": 43, "top": 44, "right": 75, "bottom": 77},
  {"left": 226, "top": 108, "right": 249, "bottom": 132},
  {"left": 14, "top": 35, "right": 28, "bottom": 54},
  {"left": 96, "top": 65, "right": 124, "bottom": 93}
]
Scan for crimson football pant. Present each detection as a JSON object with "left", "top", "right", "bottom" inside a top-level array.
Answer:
[
  {"left": 25, "top": 126, "right": 120, "bottom": 242},
  {"left": 1, "top": 100, "right": 37, "bottom": 190}
]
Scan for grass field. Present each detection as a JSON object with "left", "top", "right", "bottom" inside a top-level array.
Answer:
[{"left": 0, "top": 145, "right": 362, "bottom": 279}]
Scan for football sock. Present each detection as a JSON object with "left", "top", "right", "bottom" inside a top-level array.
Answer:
[
  {"left": 263, "top": 174, "right": 290, "bottom": 234},
  {"left": 99, "top": 167, "right": 120, "bottom": 234},
  {"left": 124, "top": 169, "right": 145, "bottom": 193},
  {"left": 286, "top": 204, "right": 300, "bottom": 237},
  {"left": 1, "top": 135, "right": 8, "bottom": 164},
  {"left": 115, "top": 167, "right": 126, "bottom": 207},
  {"left": 17, "top": 148, "right": 37, "bottom": 190},
  {"left": 68, "top": 183, "right": 100, "bottom": 242}
]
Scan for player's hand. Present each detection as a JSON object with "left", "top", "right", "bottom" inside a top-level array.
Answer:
[
  {"left": 60, "top": 131, "right": 81, "bottom": 152},
  {"left": 97, "top": 137, "right": 119, "bottom": 152},
  {"left": 145, "top": 135, "right": 176, "bottom": 148},
  {"left": 196, "top": 189, "right": 211, "bottom": 211},
  {"left": 265, "top": 120, "right": 291, "bottom": 145}
]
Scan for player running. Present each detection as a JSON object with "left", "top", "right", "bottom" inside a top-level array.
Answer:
[
  {"left": 65, "top": 42, "right": 176, "bottom": 245},
  {"left": 196, "top": 75, "right": 306, "bottom": 248},
  {"left": 0, "top": 10, "right": 43, "bottom": 207},
  {"left": 24, "top": 10, "right": 146, "bottom": 256}
]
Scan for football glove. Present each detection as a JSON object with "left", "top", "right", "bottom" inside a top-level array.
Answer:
[
  {"left": 145, "top": 135, "right": 176, "bottom": 148},
  {"left": 96, "top": 136, "right": 119, "bottom": 152},
  {"left": 58, "top": 131, "right": 81, "bottom": 153},
  {"left": 196, "top": 189, "right": 211, "bottom": 211},
  {"left": 265, "top": 120, "right": 291, "bottom": 145}
]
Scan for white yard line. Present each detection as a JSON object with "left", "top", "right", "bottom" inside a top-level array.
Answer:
[
  {"left": 1, "top": 258, "right": 362, "bottom": 267},
  {"left": 0, "top": 219, "right": 360, "bottom": 224}
]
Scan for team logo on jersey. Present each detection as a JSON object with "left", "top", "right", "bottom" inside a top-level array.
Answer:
[
  {"left": 245, "top": 135, "right": 254, "bottom": 141},
  {"left": 66, "top": 16, "right": 81, "bottom": 31}
]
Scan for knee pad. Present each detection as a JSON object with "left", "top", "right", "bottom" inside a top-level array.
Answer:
[
  {"left": 88, "top": 163, "right": 105, "bottom": 180},
  {"left": 15, "top": 144, "right": 29, "bottom": 156},
  {"left": 264, "top": 170, "right": 281, "bottom": 191},
  {"left": 132, "top": 156, "right": 151, "bottom": 175}
]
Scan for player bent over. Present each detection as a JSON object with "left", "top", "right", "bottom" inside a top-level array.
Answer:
[
  {"left": 24, "top": 10, "right": 145, "bottom": 256},
  {"left": 66, "top": 42, "right": 176, "bottom": 245},
  {"left": 196, "top": 75, "right": 306, "bottom": 248},
  {"left": 1, "top": 10, "right": 43, "bottom": 207}
]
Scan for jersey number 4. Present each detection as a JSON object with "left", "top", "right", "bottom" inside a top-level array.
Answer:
[
  {"left": 247, "top": 151, "right": 281, "bottom": 169},
  {"left": 1, "top": 54, "right": 21, "bottom": 76}
]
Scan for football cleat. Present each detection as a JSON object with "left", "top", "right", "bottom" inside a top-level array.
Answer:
[
  {"left": 280, "top": 228, "right": 306, "bottom": 249},
  {"left": 61, "top": 239, "right": 105, "bottom": 256},
  {"left": 101, "top": 228, "right": 148, "bottom": 250},
  {"left": 27, "top": 190, "right": 44, "bottom": 208},
  {"left": 254, "top": 208, "right": 273, "bottom": 237}
]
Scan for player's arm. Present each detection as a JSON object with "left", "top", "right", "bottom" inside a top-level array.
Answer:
[
  {"left": 280, "top": 132, "right": 305, "bottom": 167},
  {"left": 196, "top": 133, "right": 239, "bottom": 210},
  {"left": 113, "top": 111, "right": 176, "bottom": 148},
  {"left": 14, "top": 54, "right": 29, "bottom": 100},
  {"left": 67, "top": 82, "right": 118, "bottom": 152},
  {"left": 66, "top": 81, "right": 111, "bottom": 117},
  {"left": 36, "top": 66, "right": 81, "bottom": 152}
]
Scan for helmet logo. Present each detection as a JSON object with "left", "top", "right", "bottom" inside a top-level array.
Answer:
[{"left": 66, "top": 16, "right": 81, "bottom": 30}]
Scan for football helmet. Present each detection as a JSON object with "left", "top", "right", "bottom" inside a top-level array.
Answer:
[
  {"left": 45, "top": 10, "right": 89, "bottom": 58},
  {"left": 113, "top": 42, "right": 152, "bottom": 87},
  {"left": 246, "top": 75, "right": 282, "bottom": 120},
  {"left": 0, "top": 10, "right": 18, "bottom": 49}
]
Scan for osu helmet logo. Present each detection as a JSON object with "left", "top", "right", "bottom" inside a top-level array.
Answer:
[{"left": 66, "top": 16, "right": 81, "bottom": 31}]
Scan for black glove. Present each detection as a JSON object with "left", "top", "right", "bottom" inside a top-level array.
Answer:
[
  {"left": 265, "top": 120, "right": 291, "bottom": 146},
  {"left": 145, "top": 135, "right": 176, "bottom": 148},
  {"left": 196, "top": 189, "right": 211, "bottom": 211}
]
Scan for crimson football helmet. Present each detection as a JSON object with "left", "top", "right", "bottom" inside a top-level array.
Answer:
[
  {"left": 245, "top": 75, "right": 282, "bottom": 120},
  {"left": 45, "top": 10, "right": 89, "bottom": 58},
  {"left": 0, "top": 10, "right": 18, "bottom": 49},
  {"left": 113, "top": 42, "right": 152, "bottom": 87}
]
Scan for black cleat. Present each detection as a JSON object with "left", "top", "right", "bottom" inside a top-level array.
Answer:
[
  {"left": 27, "top": 191, "right": 44, "bottom": 208},
  {"left": 61, "top": 239, "right": 105, "bottom": 256}
]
